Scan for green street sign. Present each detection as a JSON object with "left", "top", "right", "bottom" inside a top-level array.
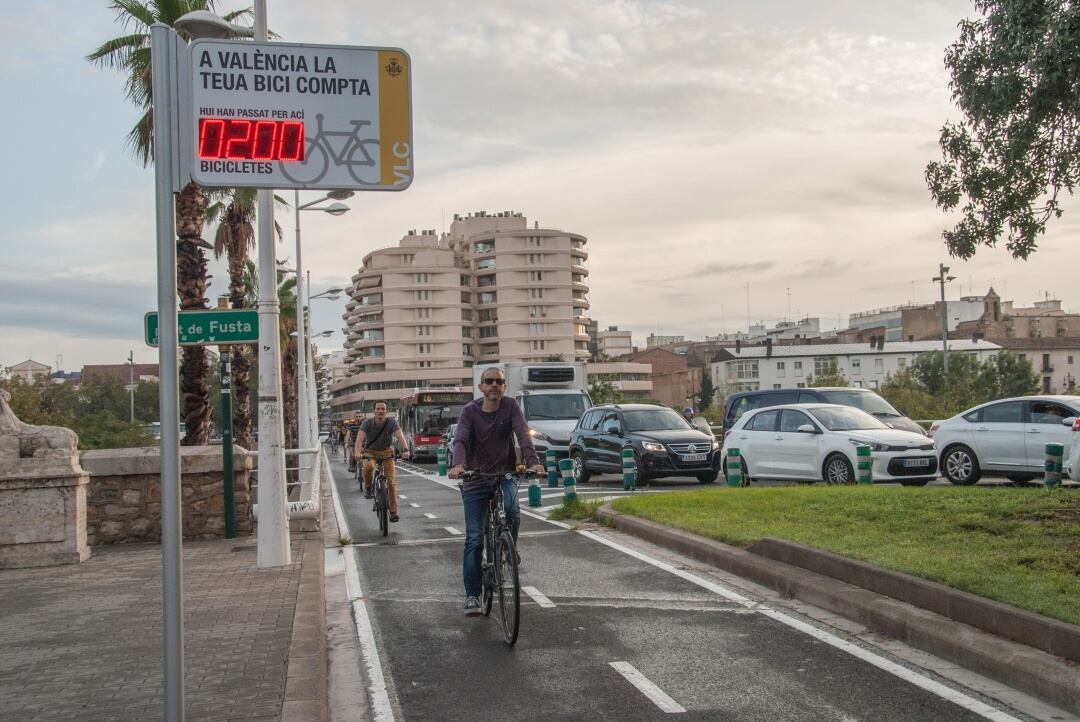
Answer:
[{"left": 145, "top": 309, "right": 260, "bottom": 347}]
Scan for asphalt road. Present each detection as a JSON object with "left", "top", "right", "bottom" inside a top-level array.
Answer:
[{"left": 330, "top": 456, "right": 1039, "bottom": 721}]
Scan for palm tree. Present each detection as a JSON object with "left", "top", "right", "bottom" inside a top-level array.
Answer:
[
  {"left": 87, "top": 1, "right": 253, "bottom": 446},
  {"left": 206, "top": 189, "right": 288, "bottom": 448}
]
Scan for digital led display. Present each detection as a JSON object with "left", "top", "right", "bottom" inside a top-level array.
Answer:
[{"left": 197, "top": 118, "right": 305, "bottom": 161}]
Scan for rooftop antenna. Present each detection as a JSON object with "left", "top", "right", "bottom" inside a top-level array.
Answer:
[
  {"left": 786, "top": 287, "right": 791, "bottom": 322},
  {"left": 745, "top": 282, "right": 751, "bottom": 332}
]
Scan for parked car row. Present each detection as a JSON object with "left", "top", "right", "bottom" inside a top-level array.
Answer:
[{"left": 436, "top": 391, "right": 1080, "bottom": 487}]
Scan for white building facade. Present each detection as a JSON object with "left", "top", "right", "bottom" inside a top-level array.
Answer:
[{"left": 711, "top": 340, "right": 1002, "bottom": 393}]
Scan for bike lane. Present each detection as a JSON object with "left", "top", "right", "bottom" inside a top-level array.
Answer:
[{"left": 332, "top": 461, "right": 1026, "bottom": 722}]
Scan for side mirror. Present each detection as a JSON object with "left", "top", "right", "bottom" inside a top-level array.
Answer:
[
  {"left": 691, "top": 417, "right": 714, "bottom": 436},
  {"left": 603, "top": 423, "right": 621, "bottom": 435},
  {"left": 1063, "top": 417, "right": 1077, "bottom": 427},
  {"left": 797, "top": 424, "right": 817, "bottom": 434}
]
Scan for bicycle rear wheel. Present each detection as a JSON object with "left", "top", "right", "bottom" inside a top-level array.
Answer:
[
  {"left": 377, "top": 482, "right": 389, "bottom": 536},
  {"left": 496, "top": 530, "right": 520, "bottom": 645}
]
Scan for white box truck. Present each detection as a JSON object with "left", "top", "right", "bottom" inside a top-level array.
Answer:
[{"left": 473, "top": 362, "right": 592, "bottom": 461}]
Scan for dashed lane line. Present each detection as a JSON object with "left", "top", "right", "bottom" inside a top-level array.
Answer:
[
  {"left": 522, "top": 586, "right": 556, "bottom": 609},
  {"left": 609, "top": 662, "right": 686, "bottom": 714}
]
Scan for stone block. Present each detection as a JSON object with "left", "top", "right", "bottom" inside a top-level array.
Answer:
[{"left": 121, "top": 489, "right": 142, "bottom": 506}]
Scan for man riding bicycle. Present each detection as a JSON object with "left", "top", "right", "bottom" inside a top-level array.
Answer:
[
  {"left": 449, "top": 367, "right": 545, "bottom": 617},
  {"left": 354, "top": 400, "right": 410, "bottom": 523}
]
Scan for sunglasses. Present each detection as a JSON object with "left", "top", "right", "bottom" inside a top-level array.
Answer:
[{"left": 481, "top": 378, "right": 505, "bottom": 385}]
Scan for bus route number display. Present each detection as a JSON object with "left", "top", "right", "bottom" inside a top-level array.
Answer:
[{"left": 189, "top": 39, "right": 413, "bottom": 191}]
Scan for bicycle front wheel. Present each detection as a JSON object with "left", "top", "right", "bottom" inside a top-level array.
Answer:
[
  {"left": 377, "top": 483, "right": 389, "bottom": 537},
  {"left": 496, "top": 530, "right": 520, "bottom": 645},
  {"left": 480, "top": 527, "right": 494, "bottom": 616}
]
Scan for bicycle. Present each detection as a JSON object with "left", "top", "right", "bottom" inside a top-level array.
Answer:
[
  {"left": 460, "top": 469, "right": 535, "bottom": 645},
  {"left": 362, "top": 453, "right": 392, "bottom": 537},
  {"left": 278, "top": 113, "right": 380, "bottom": 186}
]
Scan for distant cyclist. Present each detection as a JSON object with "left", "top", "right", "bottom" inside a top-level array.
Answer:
[
  {"left": 344, "top": 421, "right": 359, "bottom": 473},
  {"left": 449, "top": 367, "right": 545, "bottom": 617},
  {"left": 354, "top": 401, "right": 410, "bottom": 522}
]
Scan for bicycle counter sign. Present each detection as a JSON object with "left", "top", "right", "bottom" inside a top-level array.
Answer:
[{"left": 189, "top": 39, "right": 412, "bottom": 192}]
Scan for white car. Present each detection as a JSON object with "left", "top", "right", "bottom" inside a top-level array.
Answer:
[
  {"left": 929, "top": 395, "right": 1080, "bottom": 485},
  {"left": 722, "top": 403, "right": 937, "bottom": 485}
]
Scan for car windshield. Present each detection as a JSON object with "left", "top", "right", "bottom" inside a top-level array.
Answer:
[
  {"left": 808, "top": 406, "right": 890, "bottom": 431},
  {"left": 522, "top": 393, "right": 590, "bottom": 420},
  {"left": 818, "top": 389, "right": 900, "bottom": 417},
  {"left": 623, "top": 408, "right": 691, "bottom": 432}
]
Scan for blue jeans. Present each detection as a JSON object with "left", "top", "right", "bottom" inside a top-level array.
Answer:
[{"left": 461, "top": 478, "right": 519, "bottom": 597}]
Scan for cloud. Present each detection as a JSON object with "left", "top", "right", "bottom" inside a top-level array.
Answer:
[
  {"left": 87, "top": 151, "right": 106, "bottom": 178},
  {"left": 0, "top": 273, "right": 155, "bottom": 340}
]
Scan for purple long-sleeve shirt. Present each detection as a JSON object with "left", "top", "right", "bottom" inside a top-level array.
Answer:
[{"left": 452, "top": 396, "right": 540, "bottom": 490}]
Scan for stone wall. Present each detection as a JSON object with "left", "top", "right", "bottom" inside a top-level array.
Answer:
[{"left": 80, "top": 446, "right": 252, "bottom": 545}]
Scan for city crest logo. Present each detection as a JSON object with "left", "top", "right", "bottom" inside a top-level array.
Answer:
[{"left": 385, "top": 58, "right": 403, "bottom": 77}]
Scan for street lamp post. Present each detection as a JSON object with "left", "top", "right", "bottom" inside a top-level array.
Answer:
[
  {"left": 932, "top": 263, "right": 957, "bottom": 376},
  {"left": 293, "top": 191, "right": 350, "bottom": 472}
]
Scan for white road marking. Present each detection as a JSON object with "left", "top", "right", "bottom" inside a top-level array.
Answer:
[
  {"left": 522, "top": 585, "right": 555, "bottom": 608},
  {"left": 444, "top": 526, "right": 462, "bottom": 536},
  {"left": 329, "top": 472, "right": 395, "bottom": 722},
  {"left": 579, "top": 531, "right": 1023, "bottom": 722},
  {"left": 409, "top": 503, "right": 420, "bottom": 508},
  {"left": 609, "top": 662, "right": 686, "bottom": 714},
  {"left": 424, "top": 512, "right": 437, "bottom": 519},
  {"left": 398, "top": 494, "right": 407, "bottom": 500},
  {"left": 410, "top": 464, "right": 1022, "bottom": 722}
]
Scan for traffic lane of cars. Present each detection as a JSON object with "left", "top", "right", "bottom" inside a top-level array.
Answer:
[{"left": 339, "top": 467, "right": 994, "bottom": 721}]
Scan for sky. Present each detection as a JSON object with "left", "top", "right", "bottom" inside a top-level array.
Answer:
[{"left": 3, "top": 0, "right": 1079, "bottom": 373}]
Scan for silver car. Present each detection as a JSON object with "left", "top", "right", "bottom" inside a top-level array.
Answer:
[{"left": 929, "top": 395, "right": 1080, "bottom": 484}]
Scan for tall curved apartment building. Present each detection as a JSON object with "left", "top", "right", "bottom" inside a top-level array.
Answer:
[{"left": 330, "top": 211, "right": 590, "bottom": 420}]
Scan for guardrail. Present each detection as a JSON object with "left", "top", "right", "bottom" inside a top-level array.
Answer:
[{"left": 248, "top": 443, "right": 324, "bottom": 522}]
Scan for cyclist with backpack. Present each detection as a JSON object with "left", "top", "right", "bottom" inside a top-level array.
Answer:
[
  {"left": 354, "top": 400, "right": 410, "bottom": 523},
  {"left": 449, "top": 367, "right": 545, "bottom": 617}
]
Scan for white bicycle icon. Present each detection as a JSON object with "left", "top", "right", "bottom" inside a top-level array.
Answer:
[{"left": 279, "top": 114, "right": 381, "bottom": 185}]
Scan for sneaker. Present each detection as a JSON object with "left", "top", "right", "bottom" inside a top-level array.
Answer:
[
  {"left": 389, "top": 513, "right": 399, "bottom": 523},
  {"left": 464, "top": 595, "right": 481, "bottom": 617},
  {"left": 363, "top": 489, "right": 374, "bottom": 499}
]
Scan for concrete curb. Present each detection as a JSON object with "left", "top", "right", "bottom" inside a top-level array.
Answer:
[
  {"left": 322, "top": 463, "right": 370, "bottom": 722},
  {"left": 596, "top": 505, "right": 1080, "bottom": 716},
  {"left": 748, "top": 537, "right": 1080, "bottom": 663}
]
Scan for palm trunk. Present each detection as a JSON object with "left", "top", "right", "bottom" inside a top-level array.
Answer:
[
  {"left": 227, "top": 237, "right": 253, "bottom": 449},
  {"left": 282, "top": 336, "right": 298, "bottom": 452},
  {"left": 175, "top": 182, "right": 211, "bottom": 446}
]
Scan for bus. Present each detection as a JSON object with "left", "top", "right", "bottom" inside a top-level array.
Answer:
[{"left": 398, "top": 389, "right": 472, "bottom": 461}]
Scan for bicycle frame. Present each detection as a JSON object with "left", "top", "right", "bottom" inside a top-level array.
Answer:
[{"left": 363, "top": 453, "right": 392, "bottom": 537}]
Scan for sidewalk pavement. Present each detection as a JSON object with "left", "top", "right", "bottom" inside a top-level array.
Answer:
[{"left": 0, "top": 526, "right": 327, "bottom": 722}]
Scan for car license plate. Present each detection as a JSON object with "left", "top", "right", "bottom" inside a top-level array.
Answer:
[
  {"left": 903, "top": 458, "right": 931, "bottom": 468},
  {"left": 680, "top": 453, "right": 707, "bottom": 462}
]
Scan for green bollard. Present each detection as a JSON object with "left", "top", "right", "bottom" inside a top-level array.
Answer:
[
  {"left": 546, "top": 450, "right": 559, "bottom": 488},
  {"left": 1044, "top": 442, "right": 1064, "bottom": 488},
  {"left": 527, "top": 475, "right": 542, "bottom": 507},
  {"left": 856, "top": 445, "right": 873, "bottom": 484},
  {"left": 726, "top": 448, "right": 743, "bottom": 487},
  {"left": 622, "top": 448, "right": 637, "bottom": 491},
  {"left": 437, "top": 446, "right": 447, "bottom": 477},
  {"left": 559, "top": 458, "right": 577, "bottom": 504}
]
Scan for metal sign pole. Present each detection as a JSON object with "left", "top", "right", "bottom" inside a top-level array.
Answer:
[
  {"left": 254, "top": 0, "right": 291, "bottom": 568},
  {"left": 150, "top": 22, "right": 185, "bottom": 722},
  {"left": 220, "top": 351, "right": 236, "bottom": 538}
]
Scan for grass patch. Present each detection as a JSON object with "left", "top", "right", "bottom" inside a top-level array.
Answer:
[
  {"left": 611, "top": 486, "right": 1080, "bottom": 626},
  {"left": 548, "top": 497, "right": 603, "bottom": 522}
]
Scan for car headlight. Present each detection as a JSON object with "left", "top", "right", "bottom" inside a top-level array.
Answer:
[
  {"left": 712, "top": 440, "right": 721, "bottom": 451},
  {"left": 529, "top": 428, "right": 550, "bottom": 443},
  {"left": 849, "top": 438, "right": 887, "bottom": 452},
  {"left": 642, "top": 441, "right": 666, "bottom": 453}
]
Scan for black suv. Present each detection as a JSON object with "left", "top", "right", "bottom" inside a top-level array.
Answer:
[
  {"left": 569, "top": 404, "right": 721, "bottom": 484},
  {"left": 723, "top": 387, "right": 925, "bottom": 436}
]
